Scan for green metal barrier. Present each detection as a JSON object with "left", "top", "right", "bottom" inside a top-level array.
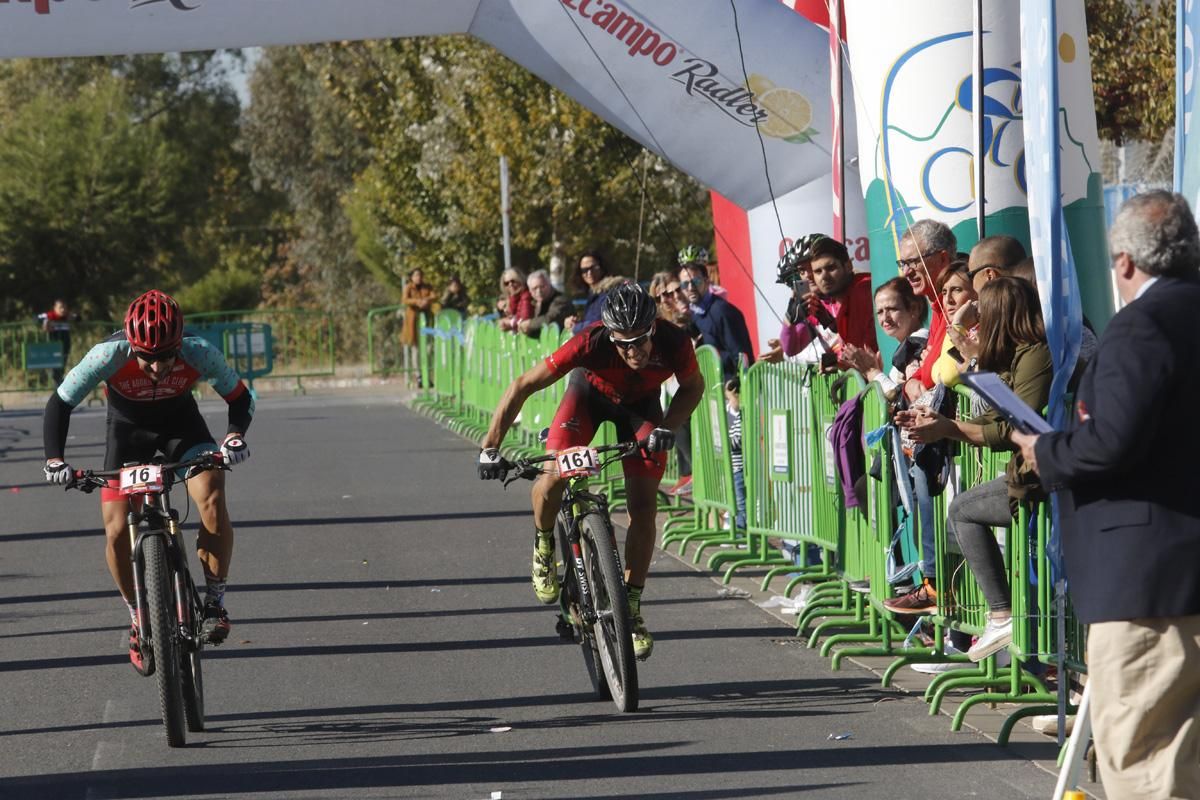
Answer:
[
  {"left": 793, "top": 371, "right": 860, "bottom": 639},
  {"left": 702, "top": 360, "right": 804, "bottom": 583},
  {"left": 660, "top": 346, "right": 737, "bottom": 558},
  {"left": 0, "top": 320, "right": 119, "bottom": 395},
  {"left": 187, "top": 309, "right": 334, "bottom": 393},
  {"left": 367, "top": 305, "right": 413, "bottom": 378},
  {"left": 412, "top": 310, "right": 465, "bottom": 423},
  {"left": 190, "top": 322, "right": 274, "bottom": 389},
  {"left": 908, "top": 396, "right": 1065, "bottom": 737},
  {"left": 818, "top": 379, "right": 910, "bottom": 669}
]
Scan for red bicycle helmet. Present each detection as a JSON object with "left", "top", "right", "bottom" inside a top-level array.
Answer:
[{"left": 124, "top": 290, "right": 183, "bottom": 355}]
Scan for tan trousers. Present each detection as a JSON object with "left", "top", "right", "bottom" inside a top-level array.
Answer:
[{"left": 1088, "top": 614, "right": 1200, "bottom": 800}]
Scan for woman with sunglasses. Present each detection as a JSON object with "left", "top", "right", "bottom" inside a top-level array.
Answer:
[
  {"left": 478, "top": 282, "right": 704, "bottom": 662},
  {"left": 497, "top": 267, "right": 533, "bottom": 333},
  {"left": 563, "top": 251, "right": 610, "bottom": 334},
  {"left": 41, "top": 290, "right": 254, "bottom": 673}
]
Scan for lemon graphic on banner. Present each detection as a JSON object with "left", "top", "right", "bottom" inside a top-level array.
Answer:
[{"left": 746, "top": 73, "right": 819, "bottom": 144}]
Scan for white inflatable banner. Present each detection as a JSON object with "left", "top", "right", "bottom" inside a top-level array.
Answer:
[
  {"left": 0, "top": 1, "right": 481, "bottom": 54},
  {"left": 843, "top": 0, "right": 1111, "bottom": 326},
  {"left": 0, "top": 0, "right": 849, "bottom": 213}
]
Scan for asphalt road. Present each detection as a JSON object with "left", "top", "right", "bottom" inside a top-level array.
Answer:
[{"left": 0, "top": 391, "right": 1062, "bottom": 799}]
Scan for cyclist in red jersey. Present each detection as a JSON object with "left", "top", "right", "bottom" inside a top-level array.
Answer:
[
  {"left": 478, "top": 283, "right": 704, "bottom": 660},
  {"left": 42, "top": 290, "right": 253, "bottom": 672}
]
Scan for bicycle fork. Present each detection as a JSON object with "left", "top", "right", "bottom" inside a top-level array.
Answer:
[
  {"left": 127, "top": 507, "right": 152, "bottom": 647},
  {"left": 563, "top": 513, "right": 598, "bottom": 627},
  {"left": 128, "top": 506, "right": 194, "bottom": 649}
]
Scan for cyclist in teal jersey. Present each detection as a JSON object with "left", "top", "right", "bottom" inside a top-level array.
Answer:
[{"left": 42, "top": 290, "right": 253, "bottom": 672}]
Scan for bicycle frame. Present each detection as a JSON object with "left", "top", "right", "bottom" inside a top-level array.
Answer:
[{"left": 557, "top": 475, "right": 621, "bottom": 627}]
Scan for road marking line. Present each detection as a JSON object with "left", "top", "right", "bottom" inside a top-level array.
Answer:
[{"left": 85, "top": 700, "right": 123, "bottom": 800}]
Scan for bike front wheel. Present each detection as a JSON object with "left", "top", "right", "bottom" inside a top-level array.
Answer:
[
  {"left": 180, "top": 583, "right": 205, "bottom": 732},
  {"left": 143, "top": 534, "right": 187, "bottom": 746},
  {"left": 578, "top": 512, "right": 638, "bottom": 712}
]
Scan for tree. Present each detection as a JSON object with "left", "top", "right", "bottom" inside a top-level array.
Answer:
[
  {"left": 0, "top": 77, "right": 181, "bottom": 318},
  {"left": 0, "top": 53, "right": 284, "bottom": 318},
  {"left": 1087, "top": 0, "right": 1175, "bottom": 144},
  {"left": 305, "top": 37, "right": 712, "bottom": 303},
  {"left": 240, "top": 46, "right": 380, "bottom": 358}
]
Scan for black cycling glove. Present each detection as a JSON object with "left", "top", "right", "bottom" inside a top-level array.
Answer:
[
  {"left": 478, "top": 448, "right": 508, "bottom": 480},
  {"left": 645, "top": 428, "right": 675, "bottom": 453}
]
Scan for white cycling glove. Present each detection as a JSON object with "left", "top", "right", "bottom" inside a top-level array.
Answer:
[
  {"left": 220, "top": 434, "right": 250, "bottom": 466},
  {"left": 44, "top": 459, "right": 73, "bottom": 485}
]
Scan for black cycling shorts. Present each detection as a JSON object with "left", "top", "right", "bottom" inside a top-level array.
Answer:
[{"left": 103, "top": 395, "right": 216, "bottom": 472}]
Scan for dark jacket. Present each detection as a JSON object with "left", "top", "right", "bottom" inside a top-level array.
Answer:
[
  {"left": 571, "top": 291, "right": 605, "bottom": 334},
  {"left": 1036, "top": 275, "right": 1200, "bottom": 624},
  {"left": 690, "top": 292, "right": 755, "bottom": 379},
  {"left": 524, "top": 290, "right": 572, "bottom": 336}
]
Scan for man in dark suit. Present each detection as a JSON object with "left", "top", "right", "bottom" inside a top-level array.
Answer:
[{"left": 1014, "top": 190, "right": 1200, "bottom": 799}]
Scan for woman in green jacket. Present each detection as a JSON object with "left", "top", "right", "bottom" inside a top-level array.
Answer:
[{"left": 896, "top": 276, "right": 1052, "bottom": 662}]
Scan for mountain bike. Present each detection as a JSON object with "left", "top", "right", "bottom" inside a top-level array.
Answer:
[
  {"left": 503, "top": 440, "right": 641, "bottom": 712},
  {"left": 70, "top": 452, "right": 228, "bottom": 747}
]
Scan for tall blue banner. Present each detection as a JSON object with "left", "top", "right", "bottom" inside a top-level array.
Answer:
[
  {"left": 1178, "top": 0, "right": 1200, "bottom": 203},
  {"left": 1020, "top": 0, "right": 1083, "bottom": 579}
]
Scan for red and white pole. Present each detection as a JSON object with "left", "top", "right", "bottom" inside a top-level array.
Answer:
[{"left": 829, "top": 0, "right": 845, "bottom": 241}]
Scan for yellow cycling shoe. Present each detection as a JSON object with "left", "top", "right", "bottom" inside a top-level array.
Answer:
[
  {"left": 626, "top": 587, "right": 653, "bottom": 661},
  {"left": 531, "top": 541, "right": 560, "bottom": 605}
]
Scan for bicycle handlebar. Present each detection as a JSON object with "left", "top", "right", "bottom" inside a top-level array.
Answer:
[
  {"left": 501, "top": 440, "right": 646, "bottom": 486},
  {"left": 68, "top": 452, "right": 228, "bottom": 494}
]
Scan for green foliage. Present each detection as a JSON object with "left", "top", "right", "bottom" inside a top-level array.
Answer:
[
  {"left": 272, "top": 37, "right": 712, "bottom": 305},
  {"left": 0, "top": 53, "right": 284, "bottom": 321},
  {"left": 345, "top": 184, "right": 405, "bottom": 301},
  {"left": 0, "top": 76, "right": 180, "bottom": 319},
  {"left": 1087, "top": 0, "right": 1175, "bottom": 144},
  {"left": 174, "top": 263, "right": 263, "bottom": 313}
]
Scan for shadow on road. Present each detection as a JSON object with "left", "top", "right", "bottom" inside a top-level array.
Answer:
[
  {"left": 0, "top": 739, "right": 1042, "bottom": 797},
  {"left": 0, "top": 510, "right": 533, "bottom": 544}
]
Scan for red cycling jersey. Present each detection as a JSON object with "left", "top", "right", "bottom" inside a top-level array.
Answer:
[{"left": 545, "top": 322, "right": 699, "bottom": 404}]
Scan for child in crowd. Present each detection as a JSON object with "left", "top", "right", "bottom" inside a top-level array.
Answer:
[{"left": 725, "top": 377, "right": 745, "bottom": 531}]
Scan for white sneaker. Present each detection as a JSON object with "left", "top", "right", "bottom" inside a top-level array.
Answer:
[
  {"left": 967, "top": 617, "right": 1013, "bottom": 662},
  {"left": 910, "top": 644, "right": 968, "bottom": 674},
  {"left": 1032, "top": 713, "right": 1075, "bottom": 737}
]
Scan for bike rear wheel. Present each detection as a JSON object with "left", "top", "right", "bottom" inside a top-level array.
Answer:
[
  {"left": 578, "top": 512, "right": 638, "bottom": 712},
  {"left": 143, "top": 534, "right": 187, "bottom": 746},
  {"left": 180, "top": 583, "right": 205, "bottom": 732},
  {"left": 556, "top": 516, "right": 610, "bottom": 701}
]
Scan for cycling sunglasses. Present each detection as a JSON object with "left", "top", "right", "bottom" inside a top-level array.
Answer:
[
  {"left": 135, "top": 349, "right": 179, "bottom": 364},
  {"left": 610, "top": 328, "right": 654, "bottom": 350}
]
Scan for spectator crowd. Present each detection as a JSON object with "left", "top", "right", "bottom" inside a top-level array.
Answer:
[{"left": 411, "top": 189, "right": 1199, "bottom": 798}]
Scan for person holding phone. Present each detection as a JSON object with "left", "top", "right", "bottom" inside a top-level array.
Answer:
[
  {"left": 929, "top": 259, "right": 980, "bottom": 388},
  {"left": 894, "top": 277, "right": 1051, "bottom": 661},
  {"left": 767, "top": 233, "right": 875, "bottom": 366}
]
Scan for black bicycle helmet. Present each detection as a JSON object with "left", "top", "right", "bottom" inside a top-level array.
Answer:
[
  {"left": 776, "top": 233, "right": 830, "bottom": 284},
  {"left": 601, "top": 282, "right": 657, "bottom": 332}
]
